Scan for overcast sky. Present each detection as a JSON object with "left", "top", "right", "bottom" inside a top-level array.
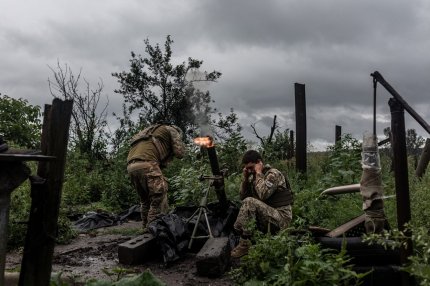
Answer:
[{"left": 1, "top": 0, "right": 429, "bottom": 150}]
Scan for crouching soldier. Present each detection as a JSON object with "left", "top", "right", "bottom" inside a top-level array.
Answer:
[
  {"left": 127, "top": 123, "right": 185, "bottom": 229},
  {"left": 231, "top": 150, "right": 293, "bottom": 258}
]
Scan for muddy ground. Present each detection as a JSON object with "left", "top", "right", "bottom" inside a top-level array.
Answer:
[{"left": 5, "top": 221, "right": 235, "bottom": 285}]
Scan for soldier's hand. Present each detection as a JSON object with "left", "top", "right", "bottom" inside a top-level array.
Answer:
[
  {"left": 254, "top": 161, "right": 263, "bottom": 174},
  {"left": 243, "top": 167, "right": 250, "bottom": 178}
]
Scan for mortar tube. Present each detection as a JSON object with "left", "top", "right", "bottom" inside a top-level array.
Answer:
[{"left": 206, "top": 146, "right": 228, "bottom": 210}]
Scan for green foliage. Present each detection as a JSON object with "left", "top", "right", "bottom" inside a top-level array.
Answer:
[
  {"left": 216, "top": 131, "right": 248, "bottom": 174},
  {"left": 63, "top": 152, "right": 104, "bottom": 205},
  {"left": 293, "top": 188, "right": 362, "bottom": 230},
  {"left": 262, "top": 129, "right": 294, "bottom": 162},
  {"left": 8, "top": 182, "right": 32, "bottom": 249},
  {"left": 62, "top": 147, "right": 137, "bottom": 214},
  {"left": 321, "top": 134, "right": 362, "bottom": 186},
  {"left": 100, "top": 147, "right": 138, "bottom": 211},
  {"left": 230, "top": 229, "right": 366, "bottom": 285},
  {"left": 410, "top": 170, "right": 430, "bottom": 228},
  {"left": 0, "top": 94, "right": 41, "bottom": 148},
  {"left": 112, "top": 35, "right": 221, "bottom": 138},
  {"left": 212, "top": 109, "right": 243, "bottom": 141},
  {"left": 364, "top": 225, "right": 430, "bottom": 285},
  {"left": 168, "top": 164, "right": 210, "bottom": 206},
  {"left": 85, "top": 270, "right": 166, "bottom": 286},
  {"left": 8, "top": 180, "right": 77, "bottom": 249}
]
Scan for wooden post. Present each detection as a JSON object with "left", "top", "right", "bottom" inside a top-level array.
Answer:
[
  {"left": 0, "top": 163, "right": 30, "bottom": 286},
  {"left": 295, "top": 83, "right": 307, "bottom": 174},
  {"left": 335, "top": 125, "right": 342, "bottom": 144},
  {"left": 19, "top": 99, "right": 73, "bottom": 286},
  {"left": 416, "top": 138, "right": 430, "bottom": 178},
  {"left": 389, "top": 98, "right": 413, "bottom": 286},
  {"left": 288, "top": 130, "right": 294, "bottom": 159}
]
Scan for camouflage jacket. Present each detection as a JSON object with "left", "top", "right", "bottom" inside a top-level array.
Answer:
[
  {"left": 240, "top": 164, "right": 291, "bottom": 207},
  {"left": 127, "top": 124, "right": 185, "bottom": 167}
]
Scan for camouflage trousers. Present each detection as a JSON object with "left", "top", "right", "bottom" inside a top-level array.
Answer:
[
  {"left": 234, "top": 197, "right": 292, "bottom": 237},
  {"left": 127, "top": 161, "right": 168, "bottom": 228}
]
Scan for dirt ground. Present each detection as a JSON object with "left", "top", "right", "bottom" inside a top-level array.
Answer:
[{"left": 5, "top": 221, "right": 234, "bottom": 285}]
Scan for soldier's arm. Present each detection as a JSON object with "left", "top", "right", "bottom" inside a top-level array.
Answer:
[
  {"left": 239, "top": 178, "right": 253, "bottom": 200},
  {"left": 167, "top": 126, "right": 186, "bottom": 159},
  {"left": 254, "top": 171, "right": 280, "bottom": 200}
]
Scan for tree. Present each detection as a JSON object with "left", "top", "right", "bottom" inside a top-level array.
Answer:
[
  {"left": 48, "top": 61, "right": 109, "bottom": 160},
  {"left": 406, "top": 128, "right": 425, "bottom": 156},
  {"left": 0, "top": 93, "right": 41, "bottom": 149},
  {"left": 383, "top": 127, "right": 424, "bottom": 154},
  {"left": 112, "top": 35, "right": 221, "bottom": 140},
  {"left": 251, "top": 115, "right": 279, "bottom": 147}
]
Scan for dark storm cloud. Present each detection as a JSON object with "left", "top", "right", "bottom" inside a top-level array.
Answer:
[{"left": 1, "top": 0, "right": 429, "bottom": 149}]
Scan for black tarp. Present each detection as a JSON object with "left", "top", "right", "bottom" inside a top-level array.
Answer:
[{"left": 148, "top": 201, "right": 239, "bottom": 264}]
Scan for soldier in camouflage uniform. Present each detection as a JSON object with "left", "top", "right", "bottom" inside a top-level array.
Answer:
[
  {"left": 231, "top": 150, "right": 293, "bottom": 258},
  {"left": 127, "top": 124, "right": 185, "bottom": 228}
]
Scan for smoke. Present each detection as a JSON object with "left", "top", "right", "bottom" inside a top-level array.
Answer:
[{"left": 184, "top": 68, "right": 216, "bottom": 138}]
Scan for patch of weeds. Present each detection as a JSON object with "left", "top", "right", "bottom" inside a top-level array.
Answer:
[
  {"left": 230, "top": 228, "right": 367, "bottom": 285},
  {"left": 84, "top": 269, "right": 166, "bottom": 285}
]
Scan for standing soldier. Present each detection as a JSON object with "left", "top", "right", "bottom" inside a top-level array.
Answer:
[
  {"left": 127, "top": 123, "right": 185, "bottom": 229},
  {"left": 231, "top": 150, "right": 293, "bottom": 258}
]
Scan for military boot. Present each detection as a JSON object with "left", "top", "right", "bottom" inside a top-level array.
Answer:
[{"left": 231, "top": 238, "right": 252, "bottom": 258}]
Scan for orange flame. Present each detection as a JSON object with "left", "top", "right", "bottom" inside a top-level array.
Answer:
[{"left": 193, "top": 136, "right": 214, "bottom": 148}]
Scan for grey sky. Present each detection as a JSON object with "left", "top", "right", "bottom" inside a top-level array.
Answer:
[{"left": 1, "top": 0, "right": 429, "bottom": 150}]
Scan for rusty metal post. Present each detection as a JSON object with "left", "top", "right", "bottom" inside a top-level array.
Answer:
[
  {"left": 206, "top": 146, "right": 228, "bottom": 210},
  {"left": 416, "top": 138, "right": 430, "bottom": 178},
  {"left": 389, "top": 98, "right": 413, "bottom": 286},
  {"left": 335, "top": 125, "right": 342, "bottom": 145},
  {"left": 295, "top": 83, "right": 307, "bottom": 175},
  {"left": 372, "top": 71, "right": 430, "bottom": 134}
]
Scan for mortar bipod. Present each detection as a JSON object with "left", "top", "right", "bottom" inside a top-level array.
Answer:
[{"left": 186, "top": 175, "right": 222, "bottom": 249}]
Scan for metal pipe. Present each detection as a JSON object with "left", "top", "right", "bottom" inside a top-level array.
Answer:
[
  {"left": 373, "top": 78, "right": 377, "bottom": 135},
  {"left": 372, "top": 71, "right": 430, "bottom": 135},
  {"left": 321, "top": 184, "right": 361, "bottom": 196}
]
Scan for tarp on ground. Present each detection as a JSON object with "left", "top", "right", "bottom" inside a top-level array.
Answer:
[{"left": 148, "top": 201, "right": 239, "bottom": 265}]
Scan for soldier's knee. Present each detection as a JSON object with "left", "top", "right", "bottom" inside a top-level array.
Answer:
[{"left": 242, "top": 197, "right": 259, "bottom": 206}]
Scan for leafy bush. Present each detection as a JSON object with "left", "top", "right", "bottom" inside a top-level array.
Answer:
[
  {"left": 0, "top": 94, "right": 41, "bottom": 148},
  {"left": 262, "top": 129, "right": 294, "bottom": 162},
  {"left": 230, "top": 229, "right": 367, "bottom": 285},
  {"left": 8, "top": 181, "right": 77, "bottom": 249},
  {"left": 321, "top": 134, "right": 362, "bottom": 186},
  {"left": 216, "top": 131, "right": 248, "bottom": 174},
  {"left": 168, "top": 165, "right": 211, "bottom": 206},
  {"left": 364, "top": 225, "right": 430, "bottom": 285},
  {"left": 8, "top": 182, "right": 32, "bottom": 249}
]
